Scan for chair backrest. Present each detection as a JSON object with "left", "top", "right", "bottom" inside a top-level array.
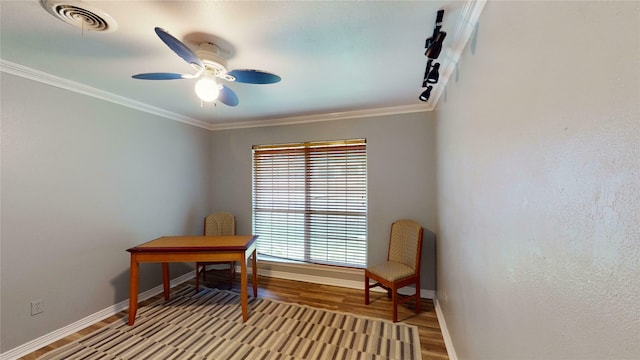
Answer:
[
  {"left": 387, "top": 219, "right": 423, "bottom": 271},
  {"left": 204, "top": 212, "right": 236, "bottom": 236}
]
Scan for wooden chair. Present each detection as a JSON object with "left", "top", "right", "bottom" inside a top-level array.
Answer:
[
  {"left": 364, "top": 219, "right": 423, "bottom": 322},
  {"left": 194, "top": 212, "right": 236, "bottom": 292}
]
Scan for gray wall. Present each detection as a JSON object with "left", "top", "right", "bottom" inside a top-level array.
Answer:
[
  {"left": 209, "top": 113, "right": 438, "bottom": 290},
  {"left": 435, "top": 2, "right": 639, "bottom": 359},
  {"left": 0, "top": 74, "right": 212, "bottom": 351}
]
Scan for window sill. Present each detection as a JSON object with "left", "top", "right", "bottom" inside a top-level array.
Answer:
[
  {"left": 256, "top": 254, "right": 306, "bottom": 265},
  {"left": 250, "top": 254, "right": 364, "bottom": 289},
  {"left": 256, "top": 254, "right": 364, "bottom": 272}
]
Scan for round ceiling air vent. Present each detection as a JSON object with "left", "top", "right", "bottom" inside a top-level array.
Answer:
[{"left": 41, "top": 0, "right": 118, "bottom": 33}]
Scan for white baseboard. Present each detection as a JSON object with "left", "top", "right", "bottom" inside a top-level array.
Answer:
[
  {"left": 1, "top": 267, "right": 435, "bottom": 360},
  {"left": 434, "top": 295, "right": 458, "bottom": 360},
  {"left": 0, "top": 273, "right": 193, "bottom": 360},
  {"left": 254, "top": 264, "right": 436, "bottom": 299}
]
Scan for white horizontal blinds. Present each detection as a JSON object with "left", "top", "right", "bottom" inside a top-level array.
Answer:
[
  {"left": 306, "top": 142, "right": 367, "bottom": 267},
  {"left": 253, "top": 139, "right": 367, "bottom": 267},
  {"left": 253, "top": 144, "right": 306, "bottom": 261}
]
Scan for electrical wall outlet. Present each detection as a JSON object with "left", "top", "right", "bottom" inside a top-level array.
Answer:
[{"left": 31, "top": 299, "right": 43, "bottom": 316}]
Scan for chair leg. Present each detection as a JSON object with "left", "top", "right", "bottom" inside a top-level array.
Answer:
[
  {"left": 228, "top": 262, "right": 234, "bottom": 289},
  {"left": 364, "top": 275, "right": 370, "bottom": 305},
  {"left": 391, "top": 286, "right": 398, "bottom": 323},
  {"left": 195, "top": 266, "right": 200, "bottom": 293},
  {"left": 415, "top": 280, "right": 421, "bottom": 314}
]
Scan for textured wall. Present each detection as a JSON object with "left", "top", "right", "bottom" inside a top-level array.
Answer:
[
  {"left": 209, "top": 112, "right": 438, "bottom": 290},
  {"left": 0, "top": 74, "right": 212, "bottom": 352},
  {"left": 436, "top": 2, "right": 639, "bottom": 359}
]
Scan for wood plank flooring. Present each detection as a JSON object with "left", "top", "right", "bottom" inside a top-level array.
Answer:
[{"left": 21, "top": 272, "right": 449, "bottom": 359}]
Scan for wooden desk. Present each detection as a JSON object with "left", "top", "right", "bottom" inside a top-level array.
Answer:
[{"left": 126, "top": 235, "right": 258, "bottom": 326}]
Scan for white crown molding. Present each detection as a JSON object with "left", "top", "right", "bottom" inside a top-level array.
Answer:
[
  {"left": 0, "top": 59, "right": 213, "bottom": 130},
  {"left": 427, "top": 0, "right": 487, "bottom": 111},
  {"left": 0, "top": 58, "right": 433, "bottom": 131},
  {"left": 210, "top": 103, "right": 434, "bottom": 131}
]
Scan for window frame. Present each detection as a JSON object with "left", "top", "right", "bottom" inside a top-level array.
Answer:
[{"left": 252, "top": 139, "right": 367, "bottom": 268}]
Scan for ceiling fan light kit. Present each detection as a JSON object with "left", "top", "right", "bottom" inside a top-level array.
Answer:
[
  {"left": 419, "top": 9, "right": 445, "bottom": 102},
  {"left": 132, "top": 27, "right": 281, "bottom": 107},
  {"left": 195, "top": 73, "right": 220, "bottom": 102}
]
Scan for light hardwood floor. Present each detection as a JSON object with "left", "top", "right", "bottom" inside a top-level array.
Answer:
[{"left": 21, "top": 272, "right": 449, "bottom": 359}]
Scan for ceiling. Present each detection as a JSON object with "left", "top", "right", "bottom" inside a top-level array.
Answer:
[{"left": 0, "top": 0, "right": 484, "bottom": 130}]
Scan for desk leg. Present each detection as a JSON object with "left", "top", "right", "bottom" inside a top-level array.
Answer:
[
  {"left": 128, "top": 255, "right": 139, "bottom": 326},
  {"left": 241, "top": 256, "right": 248, "bottom": 322},
  {"left": 162, "top": 262, "right": 170, "bottom": 301},
  {"left": 252, "top": 249, "right": 258, "bottom": 297}
]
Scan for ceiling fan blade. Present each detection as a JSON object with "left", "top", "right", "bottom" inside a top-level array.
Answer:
[
  {"left": 132, "top": 73, "right": 193, "bottom": 80},
  {"left": 219, "top": 85, "right": 239, "bottom": 107},
  {"left": 154, "top": 27, "right": 203, "bottom": 70},
  {"left": 228, "top": 69, "right": 281, "bottom": 84}
]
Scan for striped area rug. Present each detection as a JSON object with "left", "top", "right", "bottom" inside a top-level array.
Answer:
[{"left": 39, "top": 285, "right": 421, "bottom": 360}]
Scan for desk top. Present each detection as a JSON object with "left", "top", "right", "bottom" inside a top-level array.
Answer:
[{"left": 127, "top": 235, "right": 258, "bottom": 253}]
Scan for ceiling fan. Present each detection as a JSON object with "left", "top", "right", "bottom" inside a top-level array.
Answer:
[{"left": 132, "top": 27, "right": 281, "bottom": 106}]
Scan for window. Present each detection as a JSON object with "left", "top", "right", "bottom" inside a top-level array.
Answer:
[{"left": 252, "top": 139, "right": 367, "bottom": 268}]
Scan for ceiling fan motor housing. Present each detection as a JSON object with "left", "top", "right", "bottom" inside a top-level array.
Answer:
[{"left": 196, "top": 43, "right": 235, "bottom": 81}]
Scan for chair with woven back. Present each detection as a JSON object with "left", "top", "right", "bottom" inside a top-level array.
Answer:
[
  {"left": 364, "top": 219, "right": 424, "bottom": 322},
  {"left": 194, "top": 211, "right": 236, "bottom": 292}
]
